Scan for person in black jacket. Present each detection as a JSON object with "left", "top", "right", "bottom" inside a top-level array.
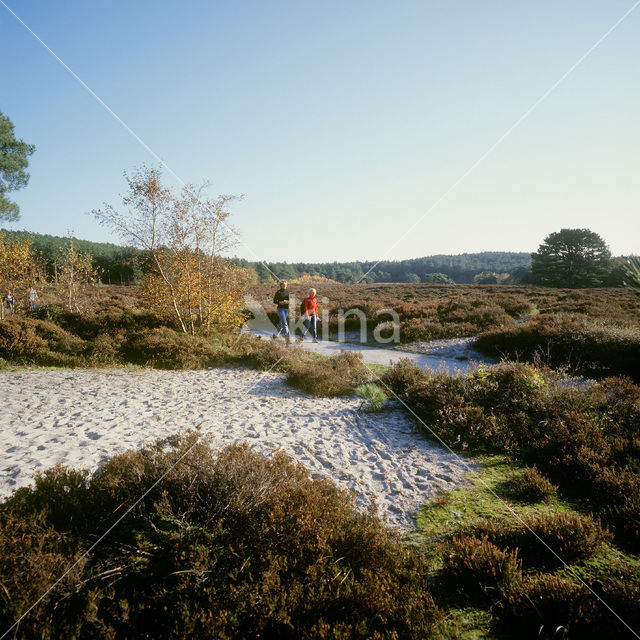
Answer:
[{"left": 272, "top": 280, "right": 291, "bottom": 343}]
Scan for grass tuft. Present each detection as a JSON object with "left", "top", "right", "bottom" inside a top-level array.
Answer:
[{"left": 355, "top": 383, "right": 388, "bottom": 411}]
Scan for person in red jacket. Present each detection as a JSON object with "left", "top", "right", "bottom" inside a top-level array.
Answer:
[{"left": 300, "top": 288, "right": 319, "bottom": 343}]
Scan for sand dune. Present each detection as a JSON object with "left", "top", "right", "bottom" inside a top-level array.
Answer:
[{"left": 0, "top": 367, "right": 472, "bottom": 530}]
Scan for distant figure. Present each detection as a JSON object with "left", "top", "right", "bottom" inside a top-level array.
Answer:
[
  {"left": 272, "top": 279, "right": 291, "bottom": 344},
  {"left": 300, "top": 287, "right": 319, "bottom": 343},
  {"left": 4, "top": 291, "right": 14, "bottom": 311},
  {"left": 28, "top": 287, "right": 38, "bottom": 311}
]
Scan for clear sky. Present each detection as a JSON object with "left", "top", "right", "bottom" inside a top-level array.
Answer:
[{"left": 1, "top": 0, "right": 639, "bottom": 262}]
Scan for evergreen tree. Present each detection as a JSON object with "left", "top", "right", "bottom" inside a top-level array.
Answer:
[
  {"left": 531, "top": 228, "right": 611, "bottom": 287},
  {"left": 0, "top": 112, "right": 36, "bottom": 222}
]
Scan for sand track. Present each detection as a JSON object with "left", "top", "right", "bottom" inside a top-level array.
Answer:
[{"left": 0, "top": 367, "right": 472, "bottom": 530}]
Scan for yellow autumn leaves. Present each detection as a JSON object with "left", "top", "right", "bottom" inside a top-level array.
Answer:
[{"left": 93, "top": 166, "right": 250, "bottom": 334}]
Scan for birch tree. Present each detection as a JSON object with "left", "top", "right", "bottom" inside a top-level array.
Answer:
[
  {"left": 57, "top": 238, "right": 98, "bottom": 312},
  {"left": 92, "top": 166, "right": 246, "bottom": 333},
  {"left": 0, "top": 233, "right": 34, "bottom": 318}
]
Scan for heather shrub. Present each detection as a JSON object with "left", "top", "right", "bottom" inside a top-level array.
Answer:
[
  {"left": 381, "top": 358, "right": 429, "bottom": 395},
  {"left": 464, "top": 512, "right": 610, "bottom": 570},
  {"left": 0, "top": 512, "right": 86, "bottom": 637},
  {"left": 0, "top": 317, "right": 86, "bottom": 363},
  {"left": 517, "top": 512, "right": 611, "bottom": 568},
  {"left": 234, "top": 332, "right": 293, "bottom": 370},
  {"left": 475, "top": 314, "right": 640, "bottom": 380},
  {"left": 594, "top": 467, "right": 640, "bottom": 546},
  {"left": 507, "top": 466, "right": 557, "bottom": 503},
  {"left": 440, "top": 535, "right": 522, "bottom": 599},
  {"left": 34, "top": 303, "right": 65, "bottom": 323},
  {"left": 287, "top": 350, "right": 374, "bottom": 396},
  {"left": 497, "top": 573, "right": 602, "bottom": 639},
  {"left": 86, "top": 331, "right": 121, "bottom": 364},
  {"left": 5, "top": 467, "right": 92, "bottom": 533},
  {"left": 437, "top": 300, "right": 515, "bottom": 332},
  {"left": 491, "top": 294, "right": 536, "bottom": 318},
  {"left": 401, "top": 363, "right": 640, "bottom": 546},
  {"left": 573, "top": 555, "right": 640, "bottom": 633},
  {"left": 398, "top": 318, "right": 479, "bottom": 341},
  {"left": 120, "top": 327, "right": 228, "bottom": 369},
  {"left": 55, "top": 310, "right": 168, "bottom": 339},
  {"left": 0, "top": 434, "right": 443, "bottom": 639}
]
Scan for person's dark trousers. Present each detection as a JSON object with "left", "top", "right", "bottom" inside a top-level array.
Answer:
[{"left": 304, "top": 315, "right": 317, "bottom": 339}]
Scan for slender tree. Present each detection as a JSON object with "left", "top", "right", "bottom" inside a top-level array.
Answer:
[
  {"left": 0, "top": 232, "right": 34, "bottom": 318},
  {"left": 57, "top": 238, "right": 98, "bottom": 312},
  {"left": 92, "top": 166, "right": 246, "bottom": 333}
]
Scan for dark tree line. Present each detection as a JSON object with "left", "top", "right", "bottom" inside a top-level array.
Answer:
[
  {"left": 2, "top": 228, "right": 630, "bottom": 287},
  {"left": 0, "top": 229, "right": 144, "bottom": 284},
  {"left": 234, "top": 252, "right": 533, "bottom": 284}
]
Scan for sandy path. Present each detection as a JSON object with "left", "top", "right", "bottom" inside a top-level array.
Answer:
[
  {"left": 246, "top": 329, "right": 493, "bottom": 373},
  {"left": 0, "top": 367, "right": 471, "bottom": 530}
]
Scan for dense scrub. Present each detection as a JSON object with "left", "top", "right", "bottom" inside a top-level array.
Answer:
[
  {"left": 475, "top": 313, "right": 640, "bottom": 381},
  {"left": 3, "top": 285, "right": 640, "bottom": 637},
  {"left": 0, "top": 311, "right": 375, "bottom": 395},
  {"left": 383, "top": 361, "right": 640, "bottom": 549},
  {"left": 249, "top": 283, "right": 640, "bottom": 344},
  {"left": 0, "top": 434, "right": 442, "bottom": 639},
  {"left": 439, "top": 520, "right": 640, "bottom": 639}
]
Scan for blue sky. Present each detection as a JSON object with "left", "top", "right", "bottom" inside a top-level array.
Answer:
[{"left": 1, "top": 0, "right": 639, "bottom": 262}]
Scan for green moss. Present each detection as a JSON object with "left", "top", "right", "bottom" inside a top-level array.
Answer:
[{"left": 413, "top": 454, "right": 573, "bottom": 543}]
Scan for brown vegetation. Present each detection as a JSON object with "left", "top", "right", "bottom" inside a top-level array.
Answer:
[
  {"left": 506, "top": 466, "right": 558, "bottom": 503},
  {"left": 383, "top": 360, "right": 640, "bottom": 549},
  {"left": 475, "top": 313, "right": 640, "bottom": 380},
  {"left": 0, "top": 434, "right": 442, "bottom": 639},
  {"left": 248, "top": 283, "right": 640, "bottom": 349}
]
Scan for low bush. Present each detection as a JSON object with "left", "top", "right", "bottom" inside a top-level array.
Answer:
[
  {"left": 440, "top": 535, "right": 522, "bottom": 600},
  {"left": 401, "top": 363, "right": 640, "bottom": 547},
  {"left": 594, "top": 467, "right": 640, "bottom": 546},
  {"left": 571, "top": 555, "right": 640, "bottom": 634},
  {"left": 0, "top": 511, "right": 86, "bottom": 635},
  {"left": 497, "top": 559, "right": 640, "bottom": 639},
  {"left": 507, "top": 466, "right": 557, "bottom": 503},
  {"left": 233, "top": 333, "right": 293, "bottom": 371},
  {"left": 120, "top": 327, "right": 229, "bottom": 369},
  {"left": 381, "top": 358, "right": 429, "bottom": 395},
  {"left": 475, "top": 314, "right": 640, "bottom": 381},
  {"left": 463, "top": 512, "right": 610, "bottom": 570},
  {"left": 0, "top": 317, "right": 86, "bottom": 365},
  {"left": 287, "top": 350, "right": 374, "bottom": 396},
  {"left": 498, "top": 573, "right": 602, "bottom": 639},
  {"left": 355, "top": 383, "right": 388, "bottom": 411},
  {"left": 0, "top": 434, "right": 443, "bottom": 639},
  {"left": 86, "top": 331, "right": 122, "bottom": 364}
]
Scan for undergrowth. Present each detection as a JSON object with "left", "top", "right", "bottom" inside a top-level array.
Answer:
[{"left": 0, "top": 433, "right": 442, "bottom": 639}]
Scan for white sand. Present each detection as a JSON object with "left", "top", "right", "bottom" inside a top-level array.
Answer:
[{"left": 0, "top": 367, "right": 472, "bottom": 530}]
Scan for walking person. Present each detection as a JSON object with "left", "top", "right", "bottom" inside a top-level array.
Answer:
[
  {"left": 4, "top": 291, "right": 14, "bottom": 311},
  {"left": 27, "top": 287, "right": 38, "bottom": 311},
  {"left": 272, "top": 279, "right": 291, "bottom": 344},
  {"left": 300, "top": 288, "right": 319, "bottom": 343}
]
